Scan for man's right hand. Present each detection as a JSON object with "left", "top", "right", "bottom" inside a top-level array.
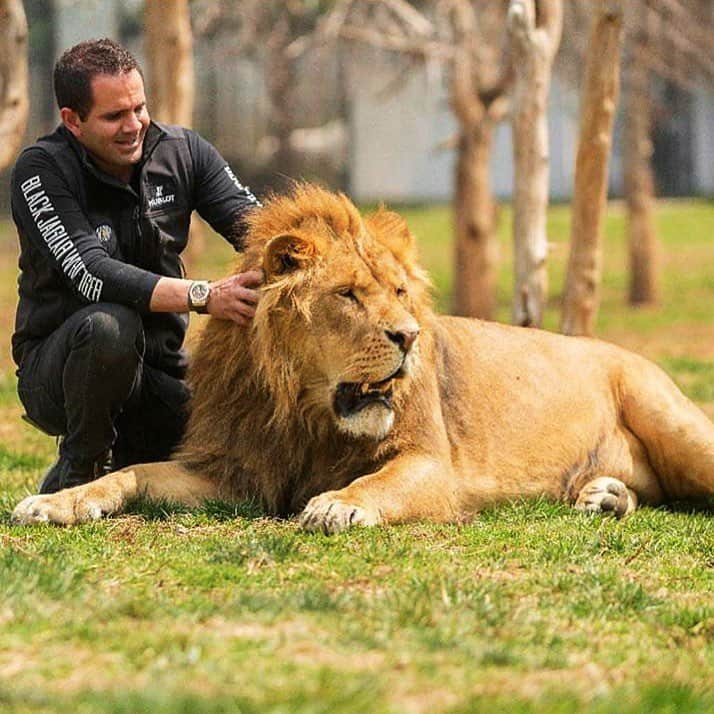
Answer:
[{"left": 207, "top": 270, "right": 263, "bottom": 325}]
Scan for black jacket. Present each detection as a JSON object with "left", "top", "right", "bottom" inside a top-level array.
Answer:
[{"left": 11, "top": 122, "right": 259, "bottom": 377}]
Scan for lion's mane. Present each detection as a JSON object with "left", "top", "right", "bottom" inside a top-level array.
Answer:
[{"left": 177, "top": 184, "right": 434, "bottom": 514}]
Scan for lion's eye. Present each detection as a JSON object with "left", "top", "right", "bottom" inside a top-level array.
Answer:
[
  {"left": 338, "top": 288, "right": 359, "bottom": 303},
  {"left": 396, "top": 286, "right": 407, "bottom": 298}
]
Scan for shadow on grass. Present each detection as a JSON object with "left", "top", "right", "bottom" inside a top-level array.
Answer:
[
  {"left": 659, "top": 498, "right": 714, "bottom": 516},
  {"left": 124, "top": 495, "right": 265, "bottom": 522},
  {"left": 0, "top": 495, "right": 267, "bottom": 527}
]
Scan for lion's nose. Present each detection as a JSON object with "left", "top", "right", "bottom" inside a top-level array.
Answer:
[{"left": 386, "top": 327, "right": 420, "bottom": 353}]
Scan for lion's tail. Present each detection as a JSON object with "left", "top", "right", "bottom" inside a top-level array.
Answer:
[{"left": 618, "top": 354, "right": 714, "bottom": 501}]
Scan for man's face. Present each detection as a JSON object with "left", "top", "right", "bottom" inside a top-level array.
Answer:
[{"left": 62, "top": 69, "right": 150, "bottom": 181}]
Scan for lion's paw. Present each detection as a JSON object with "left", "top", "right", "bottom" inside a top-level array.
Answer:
[
  {"left": 574, "top": 477, "right": 637, "bottom": 518},
  {"left": 12, "top": 491, "right": 104, "bottom": 526},
  {"left": 299, "top": 492, "right": 382, "bottom": 534}
]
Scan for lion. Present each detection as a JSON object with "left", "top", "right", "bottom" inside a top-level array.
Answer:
[{"left": 12, "top": 184, "right": 714, "bottom": 532}]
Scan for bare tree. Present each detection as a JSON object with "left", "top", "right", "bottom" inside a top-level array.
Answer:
[
  {"left": 623, "top": 0, "right": 714, "bottom": 305},
  {"left": 325, "top": 0, "right": 511, "bottom": 319},
  {"left": 507, "top": 0, "right": 563, "bottom": 327},
  {"left": 336, "top": 0, "right": 712, "bottom": 327},
  {"left": 624, "top": 48, "right": 659, "bottom": 306},
  {"left": 561, "top": 0, "right": 625, "bottom": 337},
  {"left": 448, "top": 1, "right": 510, "bottom": 320},
  {"left": 561, "top": 0, "right": 714, "bottom": 313},
  {"left": 195, "top": 0, "right": 333, "bottom": 187},
  {"left": 144, "top": 0, "right": 195, "bottom": 127},
  {"left": 144, "top": 0, "right": 204, "bottom": 266},
  {"left": 0, "top": 0, "right": 29, "bottom": 171}
]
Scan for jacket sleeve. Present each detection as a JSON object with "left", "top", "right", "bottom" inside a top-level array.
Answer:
[
  {"left": 11, "top": 147, "right": 160, "bottom": 311},
  {"left": 186, "top": 129, "right": 261, "bottom": 250}
]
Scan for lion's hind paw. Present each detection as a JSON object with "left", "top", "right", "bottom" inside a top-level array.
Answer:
[
  {"left": 574, "top": 477, "right": 637, "bottom": 518},
  {"left": 299, "top": 492, "right": 381, "bottom": 534}
]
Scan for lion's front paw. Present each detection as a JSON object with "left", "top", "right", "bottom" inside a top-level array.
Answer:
[
  {"left": 299, "top": 492, "right": 382, "bottom": 534},
  {"left": 12, "top": 491, "right": 104, "bottom": 526},
  {"left": 574, "top": 477, "right": 637, "bottom": 518}
]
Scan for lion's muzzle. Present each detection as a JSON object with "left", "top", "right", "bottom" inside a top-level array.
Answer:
[
  {"left": 386, "top": 326, "right": 420, "bottom": 354},
  {"left": 333, "top": 364, "right": 405, "bottom": 417}
]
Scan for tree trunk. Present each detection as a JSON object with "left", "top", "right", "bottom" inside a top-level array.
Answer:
[
  {"left": 265, "top": 13, "right": 300, "bottom": 189},
  {"left": 560, "top": 0, "right": 624, "bottom": 336},
  {"left": 453, "top": 122, "right": 499, "bottom": 318},
  {"left": 0, "top": 0, "right": 29, "bottom": 171},
  {"left": 144, "top": 0, "right": 194, "bottom": 126},
  {"left": 145, "top": 1, "right": 204, "bottom": 269},
  {"left": 624, "top": 52, "right": 659, "bottom": 305},
  {"left": 448, "top": 5, "right": 509, "bottom": 321},
  {"left": 507, "top": 0, "right": 563, "bottom": 327}
]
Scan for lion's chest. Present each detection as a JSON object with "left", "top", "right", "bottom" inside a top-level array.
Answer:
[{"left": 273, "top": 440, "right": 390, "bottom": 514}]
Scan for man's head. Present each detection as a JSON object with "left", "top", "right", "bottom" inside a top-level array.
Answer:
[{"left": 54, "top": 39, "right": 150, "bottom": 181}]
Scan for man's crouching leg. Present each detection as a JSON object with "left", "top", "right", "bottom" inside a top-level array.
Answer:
[
  {"left": 13, "top": 462, "right": 219, "bottom": 525},
  {"left": 20, "top": 303, "right": 147, "bottom": 494}
]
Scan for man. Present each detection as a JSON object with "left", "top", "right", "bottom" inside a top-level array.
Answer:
[{"left": 11, "top": 38, "right": 263, "bottom": 494}]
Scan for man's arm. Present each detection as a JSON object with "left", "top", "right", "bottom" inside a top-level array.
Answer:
[
  {"left": 181, "top": 130, "right": 264, "bottom": 322},
  {"left": 12, "top": 148, "right": 159, "bottom": 310},
  {"left": 13, "top": 147, "right": 262, "bottom": 325},
  {"left": 185, "top": 129, "right": 261, "bottom": 250},
  {"left": 150, "top": 271, "right": 262, "bottom": 325}
]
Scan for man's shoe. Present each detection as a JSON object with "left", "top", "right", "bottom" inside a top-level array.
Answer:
[{"left": 38, "top": 451, "right": 112, "bottom": 494}]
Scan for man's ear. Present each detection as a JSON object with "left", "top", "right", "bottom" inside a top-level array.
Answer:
[
  {"left": 263, "top": 233, "right": 320, "bottom": 278},
  {"left": 60, "top": 107, "right": 82, "bottom": 138}
]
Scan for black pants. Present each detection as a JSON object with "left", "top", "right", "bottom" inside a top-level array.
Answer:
[{"left": 17, "top": 303, "right": 189, "bottom": 469}]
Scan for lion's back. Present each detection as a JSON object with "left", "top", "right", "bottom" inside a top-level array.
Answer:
[{"left": 430, "top": 316, "right": 633, "bottom": 472}]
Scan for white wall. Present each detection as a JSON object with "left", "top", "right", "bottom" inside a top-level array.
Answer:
[
  {"left": 692, "top": 83, "right": 714, "bottom": 194},
  {"left": 348, "top": 56, "right": 456, "bottom": 202},
  {"left": 348, "top": 58, "right": 586, "bottom": 203},
  {"left": 53, "top": 0, "right": 120, "bottom": 59},
  {"left": 348, "top": 54, "right": 712, "bottom": 203}
]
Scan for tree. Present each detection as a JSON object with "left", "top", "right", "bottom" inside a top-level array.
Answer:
[
  {"left": 624, "top": 47, "right": 659, "bottom": 306},
  {"left": 194, "top": 0, "right": 334, "bottom": 189},
  {"left": 448, "top": 1, "right": 511, "bottom": 320},
  {"left": 560, "top": 0, "right": 625, "bottom": 336},
  {"left": 325, "top": 0, "right": 511, "bottom": 319},
  {"left": 0, "top": 0, "right": 29, "bottom": 171},
  {"left": 144, "top": 0, "right": 194, "bottom": 127},
  {"left": 507, "top": 0, "right": 562, "bottom": 327},
  {"left": 560, "top": 0, "right": 714, "bottom": 313},
  {"left": 144, "top": 0, "right": 203, "bottom": 266}
]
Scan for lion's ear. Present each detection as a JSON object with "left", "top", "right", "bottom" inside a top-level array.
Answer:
[
  {"left": 264, "top": 234, "right": 319, "bottom": 277},
  {"left": 366, "top": 207, "right": 417, "bottom": 261}
]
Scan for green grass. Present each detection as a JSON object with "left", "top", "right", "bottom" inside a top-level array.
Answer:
[{"left": 0, "top": 200, "right": 713, "bottom": 712}]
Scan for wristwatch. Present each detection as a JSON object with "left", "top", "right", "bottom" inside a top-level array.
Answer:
[{"left": 187, "top": 280, "right": 211, "bottom": 314}]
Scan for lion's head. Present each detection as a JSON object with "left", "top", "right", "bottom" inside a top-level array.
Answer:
[{"left": 237, "top": 184, "right": 432, "bottom": 441}]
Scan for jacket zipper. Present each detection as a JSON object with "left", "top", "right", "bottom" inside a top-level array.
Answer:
[{"left": 132, "top": 204, "right": 143, "bottom": 266}]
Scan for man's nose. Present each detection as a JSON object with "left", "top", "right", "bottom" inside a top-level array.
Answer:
[{"left": 123, "top": 112, "right": 142, "bottom": 133}]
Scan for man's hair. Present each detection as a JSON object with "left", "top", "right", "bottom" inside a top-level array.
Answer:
[{"left": 54, "top": 38, "right": 143, "bottom": 120}]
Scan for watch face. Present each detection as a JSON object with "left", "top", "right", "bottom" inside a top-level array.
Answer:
[{"left": 190, "top": 282, "right": 210, "bottom": 306}]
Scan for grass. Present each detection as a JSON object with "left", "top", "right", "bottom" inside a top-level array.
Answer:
[{"left": 0, "top": 199, "right": 713, "bottom": 712}]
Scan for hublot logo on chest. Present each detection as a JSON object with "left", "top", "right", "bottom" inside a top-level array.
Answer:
[{"left": 148, "top": 184, "right": 176, "bottom": 209}]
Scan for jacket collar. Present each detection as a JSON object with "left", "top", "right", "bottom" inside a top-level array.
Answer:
[{"left": 57, "top": 121, "right": 167, "bottom": 190}]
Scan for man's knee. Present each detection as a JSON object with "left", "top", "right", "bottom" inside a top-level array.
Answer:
[{"left": 73, "top": 304, "right": 144, "bottom": 368}]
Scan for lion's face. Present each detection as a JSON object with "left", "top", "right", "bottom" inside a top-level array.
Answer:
[
  {"left": 304, "top": 240, "right": 422, "bottom": 440},
  {"left": 247, "top": 188, "right": 429, "bottom": 441}
]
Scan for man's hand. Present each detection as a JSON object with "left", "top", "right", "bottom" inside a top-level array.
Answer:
[
  {"left": 149, "top": 271, "right": 263, "bottom": 323},
  {"left": 207, "top": 270, "right": 263, "bottom": 325}
]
